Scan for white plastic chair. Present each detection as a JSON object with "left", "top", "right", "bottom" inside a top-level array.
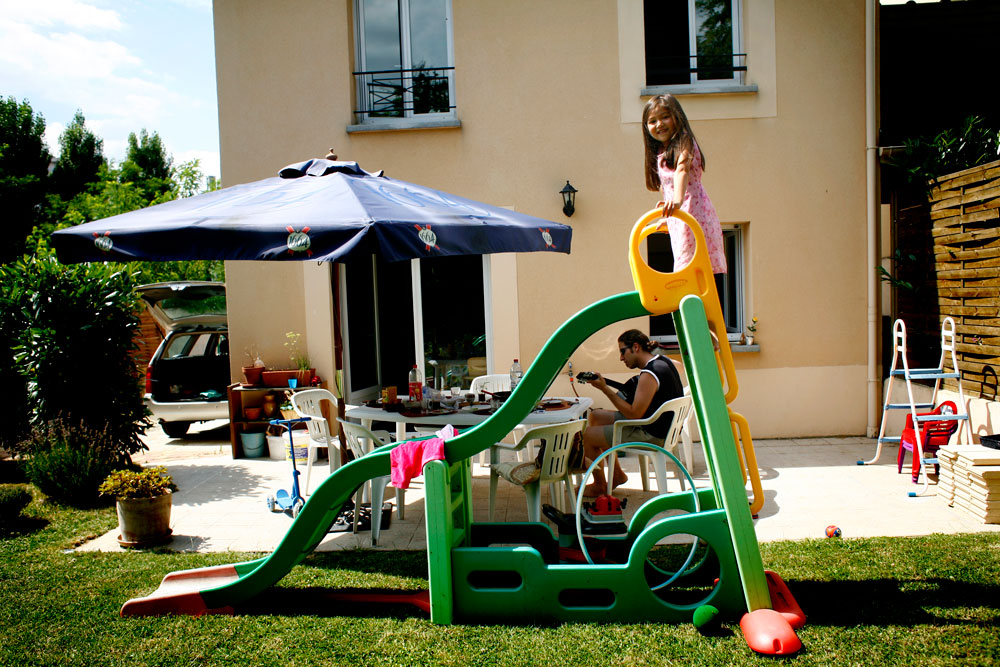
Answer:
[
  {"left": 612, "top": 393, "right": 694, "bottom": 493},
  {"left": 289, "top": 389, "right": 341, "bottom": 496},
  {"left": 469, "top": 374, "right": 511, "bottom": 396},
  {"left": 336, "top": 418, "right": 406, "bottom": 546},
  {"left": 489, "top": 419, "right": 586, "bottom": 522},
  {"left": 469, "top": 374, "right": 528, "bottom": 465}
]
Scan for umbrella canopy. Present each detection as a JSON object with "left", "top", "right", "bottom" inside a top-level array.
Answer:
[{"left": 51, "top": 159, "right": 572, "bottom": 264}]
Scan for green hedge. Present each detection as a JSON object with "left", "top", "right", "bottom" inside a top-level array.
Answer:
[{"left": 0, "top": 255, "right": 150, "bottom": 456}]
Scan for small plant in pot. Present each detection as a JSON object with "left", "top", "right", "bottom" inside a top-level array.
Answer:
[
  {"left": 284, "top": 331, "right": 314, "bottom": 385},
  {"left": 99, "top": 466, "right": 177, "bottom": 547}
]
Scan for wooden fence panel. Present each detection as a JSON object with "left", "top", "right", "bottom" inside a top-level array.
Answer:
[{"left": 895, "top": 159, "right": 1000, "bottom": 400}]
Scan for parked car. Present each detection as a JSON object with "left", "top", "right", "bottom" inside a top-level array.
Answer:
[{"left": 139, "top": 282, "right": 229, "bottom": 438}]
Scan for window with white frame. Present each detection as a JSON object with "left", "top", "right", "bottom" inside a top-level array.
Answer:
[
  {"left": 353, "top": 0, "right": 455, "bottom": 123},
  {"left": 647, "top": 225, "right": 745, "bottom": 343},
  {"left": 644, "top": 0, "right": 744, "bottom": 88}
]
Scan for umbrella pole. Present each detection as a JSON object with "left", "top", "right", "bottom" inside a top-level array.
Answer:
[{"left": 332, "top": 264, "right": 350, "bottom": 464}]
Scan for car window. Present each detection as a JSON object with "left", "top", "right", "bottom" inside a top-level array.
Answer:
[{"left": 164, "top": 333, "right": 226, "bottom": 359}]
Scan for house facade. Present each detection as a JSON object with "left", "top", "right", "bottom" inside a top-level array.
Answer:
[{"left": 213, "top": 0, "right": 875, "bottom": 438}]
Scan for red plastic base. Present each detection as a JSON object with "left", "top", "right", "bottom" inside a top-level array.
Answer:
[
  {"left": 740, "top": 609, "right": 802, "bottom": 655},
  {"left": 764, "top": 569, "right": 807, "bottom": 629},
  {"left": 322, "top": 589, "right": 431, "bottom": 613}
]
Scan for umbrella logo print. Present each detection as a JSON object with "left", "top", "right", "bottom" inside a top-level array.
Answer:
[
  {"left": 92, "top": 231, "right": 113, "bottom": 252},
  {"left": 286, "top": 226, "right": 313, "bottom": 256},
  {"left": 539, "top": 228, "right": 555, "bottom": 249},
  {"left": 415, "top": 224, "right": 439, "bottom": 251}
]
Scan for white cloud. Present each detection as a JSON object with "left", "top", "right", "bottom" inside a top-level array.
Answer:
[{"left": 0, "top": 0, "right": 122, "bottom": 30}]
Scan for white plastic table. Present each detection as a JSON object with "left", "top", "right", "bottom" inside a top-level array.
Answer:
[{"left": 344, "top": 396, "right": 593, "bottom": 442}]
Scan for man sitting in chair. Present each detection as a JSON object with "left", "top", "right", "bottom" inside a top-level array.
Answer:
[{"left": 579, "top": 329, "right": 684, "bottom": 496}]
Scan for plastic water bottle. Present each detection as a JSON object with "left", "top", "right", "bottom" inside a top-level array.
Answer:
[
  {"left": 408, "top": 364, "right": 423, "bottom": 402},
  {"left": 509, "top": 359, "right": 522, "bottom": 390}
]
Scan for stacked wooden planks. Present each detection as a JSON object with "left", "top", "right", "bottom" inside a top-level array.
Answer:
[{"left": 938, "top": 444, "right": 1000, "bottom": 523}]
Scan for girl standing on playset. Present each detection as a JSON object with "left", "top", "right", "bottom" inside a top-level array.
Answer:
[{"left": 642, "top": 94, "right": 726, "bottom": 275}]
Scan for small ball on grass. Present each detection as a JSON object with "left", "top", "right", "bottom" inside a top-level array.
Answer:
[
  {"left": 825, "top": 525, "right": 842, "bottom": 538},
  {"left": 692, "top": 604, "right": 721, "bottom": 635}
]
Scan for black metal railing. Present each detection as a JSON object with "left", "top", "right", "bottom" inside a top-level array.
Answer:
[
  {"left": 353, "top": 66, "right": 455, "bottom": 122},
  {"left": 646, "top": 53, "right": 747, "bottom": 86}
]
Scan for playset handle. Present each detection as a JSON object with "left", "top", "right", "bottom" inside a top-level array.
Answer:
[{"left": 628, "top": 208, "right": 739, "bottom": 404}]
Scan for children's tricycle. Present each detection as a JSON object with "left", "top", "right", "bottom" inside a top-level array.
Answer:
[{"left": 265, "top": 416, "right": 311, "bottom": 518}]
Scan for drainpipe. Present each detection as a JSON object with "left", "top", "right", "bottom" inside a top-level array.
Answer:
[{"left": 866, "top": 0, "right": 879, "bottom": 437}]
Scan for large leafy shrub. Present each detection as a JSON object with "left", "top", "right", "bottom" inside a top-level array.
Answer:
[
  {"left": 0, "top": 256, "right": 150, "bottom": 456},
  {"left": 18, "top": 420, "right": 121, "bottom": 507}
]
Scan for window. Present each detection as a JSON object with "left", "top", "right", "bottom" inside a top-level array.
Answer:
[
  {"left": 644, "top": 0, "right": 744, "bottom": 88},
  {"left": 647, "top": 225, "right": 745, "bottom": 343},
  {"left": 339, "top": 254, "right": 486, "bottom": 403},
  {"left": 353, "top": 0, "right": 455, "bottom": 124}
]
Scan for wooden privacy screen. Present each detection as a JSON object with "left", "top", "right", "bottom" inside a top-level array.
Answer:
[{"left": 895, "top": 159, "right": 1000, "bottom": 400}]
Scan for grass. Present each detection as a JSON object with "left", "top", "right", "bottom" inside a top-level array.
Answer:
[{"left": 1, "top": 494, "right": 999, "bottom": 666}]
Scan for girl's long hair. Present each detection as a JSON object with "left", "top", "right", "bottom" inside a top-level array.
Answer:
[{"left": 641, "top": 94, "right": 704, "bottom": 192}]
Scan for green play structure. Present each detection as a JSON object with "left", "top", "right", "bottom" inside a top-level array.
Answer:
[{"left": 121, "top": 210, "right": 804, "bottom": 655}]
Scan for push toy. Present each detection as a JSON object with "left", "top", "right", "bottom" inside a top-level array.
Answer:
[
  {"left": 265, "top": 417, "right": 311, "bottom": 518},
  {"left": 119, "top": 209, "right": 800, "bottom": 656}
]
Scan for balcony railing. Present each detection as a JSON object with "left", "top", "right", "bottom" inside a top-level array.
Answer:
[
  {"left": 646, "top": 53, "right": 747, "bottom": 86},
  {"left": 353, "top": 66, "right": 455, "bottom": 122}
]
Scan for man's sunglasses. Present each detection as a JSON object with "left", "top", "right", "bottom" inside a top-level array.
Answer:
[{"left": 619, "top": 346, "right": 631, "bottom": 356}]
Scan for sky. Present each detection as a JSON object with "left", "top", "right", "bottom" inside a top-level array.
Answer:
[{"left": 0, "top": 0, "right": 220, "bottom": 182}]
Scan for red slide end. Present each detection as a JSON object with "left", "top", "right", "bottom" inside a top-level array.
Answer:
[
  {"left": 740, "top": 609, "right": 802, "bottom": 655},
  {"left": 120, "top": 564, "right": 239, "bottom": 617}
]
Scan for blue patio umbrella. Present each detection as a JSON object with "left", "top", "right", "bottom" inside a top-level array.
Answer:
[{"left": 50, "top": 158, "right": 572, "bottom": 264}]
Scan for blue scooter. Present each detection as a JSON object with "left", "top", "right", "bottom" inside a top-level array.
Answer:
[{"left": 265, "top": 416, "right": 311, "bottom": 518}]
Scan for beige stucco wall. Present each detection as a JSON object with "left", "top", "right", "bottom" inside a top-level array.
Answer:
[{"left": 214, "top": 0, "right": 870, "bottom": 437}]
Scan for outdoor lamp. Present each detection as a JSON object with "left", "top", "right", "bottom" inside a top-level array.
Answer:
[{"left": 560, "top": 181, "right": 578, "bottom": 217}]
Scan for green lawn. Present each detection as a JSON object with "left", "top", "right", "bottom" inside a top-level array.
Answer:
[{"left": 2, "top": 496, "right": 999, "bottom": 666}]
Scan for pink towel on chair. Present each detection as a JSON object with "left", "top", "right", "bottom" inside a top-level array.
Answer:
[{"left": 390, "top": 425, "right": 456, "bottom": 489}]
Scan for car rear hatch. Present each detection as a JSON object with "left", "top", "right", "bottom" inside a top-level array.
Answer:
[
  {"left": 139, "top": 282, "right": 229, "bottom": 403},
  {"left": 136, "top": 281, "right": 227, "bottom": 332}
]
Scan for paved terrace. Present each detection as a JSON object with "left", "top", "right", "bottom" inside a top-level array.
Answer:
[{"left": 78, "top": 420, "right": 1000, "bottom": 553}]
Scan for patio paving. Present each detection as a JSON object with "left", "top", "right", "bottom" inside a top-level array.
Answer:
[{"left": 77, "top": 420, "right": 1000, "bottom": 554}]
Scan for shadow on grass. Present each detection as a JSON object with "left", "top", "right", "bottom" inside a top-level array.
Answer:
[
  {"left": 790, "top": 577, "right": 1000, "bottom": 627},
  {"left": 0, "top": 516, "right": 49, "bottom": 537}
]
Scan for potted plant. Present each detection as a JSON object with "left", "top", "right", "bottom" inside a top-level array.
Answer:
[
  {"left": 746, "top": 317, "right": 758, "bottom": 346},
  {"left": 284, "top": 331, "right": 314, "bottom": 385},
  {"left": 99, "top": 466, "right": 177, "bottom": 547},
  {"left": 242, "top": 345, "right": 265, "bottom": 385}
]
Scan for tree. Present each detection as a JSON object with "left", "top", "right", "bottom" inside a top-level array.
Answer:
[
  {"left": 50, "top": 110, "right": 104, "bottom": 200},
  {"left": 0, "top": 96, "right": 51, "bottom": 263},
  {"left": 121, "top": 129, "right": 173, "bottom": 201}
]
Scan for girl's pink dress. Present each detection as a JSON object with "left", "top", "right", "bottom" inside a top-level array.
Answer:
[{"left": 657, "top": 146, "right": 727, "bottom": 274}]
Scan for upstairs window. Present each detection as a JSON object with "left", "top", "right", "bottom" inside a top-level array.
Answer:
[
  {"left": 644, "top": 0, "right": 744, "bottom": 88},
  {"left": 354, "top": 0, "right": 455, "bottom": 124}
]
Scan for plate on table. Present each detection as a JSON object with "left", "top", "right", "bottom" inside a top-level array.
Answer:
[
  {"left": 461, "top": 405, "right": 494, "bottom": 416},
  {"left": 536, "top": 399, "right": 574, "bottom": 411}
]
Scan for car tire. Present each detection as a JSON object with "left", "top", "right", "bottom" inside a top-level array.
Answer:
[{"left": 161, "top": 421, "right": 191, "bottom": 438}]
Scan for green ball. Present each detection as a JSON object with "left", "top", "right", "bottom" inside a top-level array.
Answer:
[{"left": 692, "top": 604, "right": 721, "bottom": 634}]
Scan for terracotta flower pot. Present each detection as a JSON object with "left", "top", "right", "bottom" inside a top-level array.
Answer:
[
  {"left": 243, "top": 407, "right": 262, "bottom": 420},
  {"left": 242, "top": 365, "right": 264, "bottom": 385},
  {"left": 116, "top": 493, "right": 173, "bottom": 547},
  {"left": 295, "top": 368, "right": 315, "bottom": 386},
  {"left": 262, "top": 370, "right": 298, "bottom": 387}
]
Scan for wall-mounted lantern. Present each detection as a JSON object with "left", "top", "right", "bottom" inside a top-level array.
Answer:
[{"left": 560, "top": 181, "right": 578, "bottom": 217}]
